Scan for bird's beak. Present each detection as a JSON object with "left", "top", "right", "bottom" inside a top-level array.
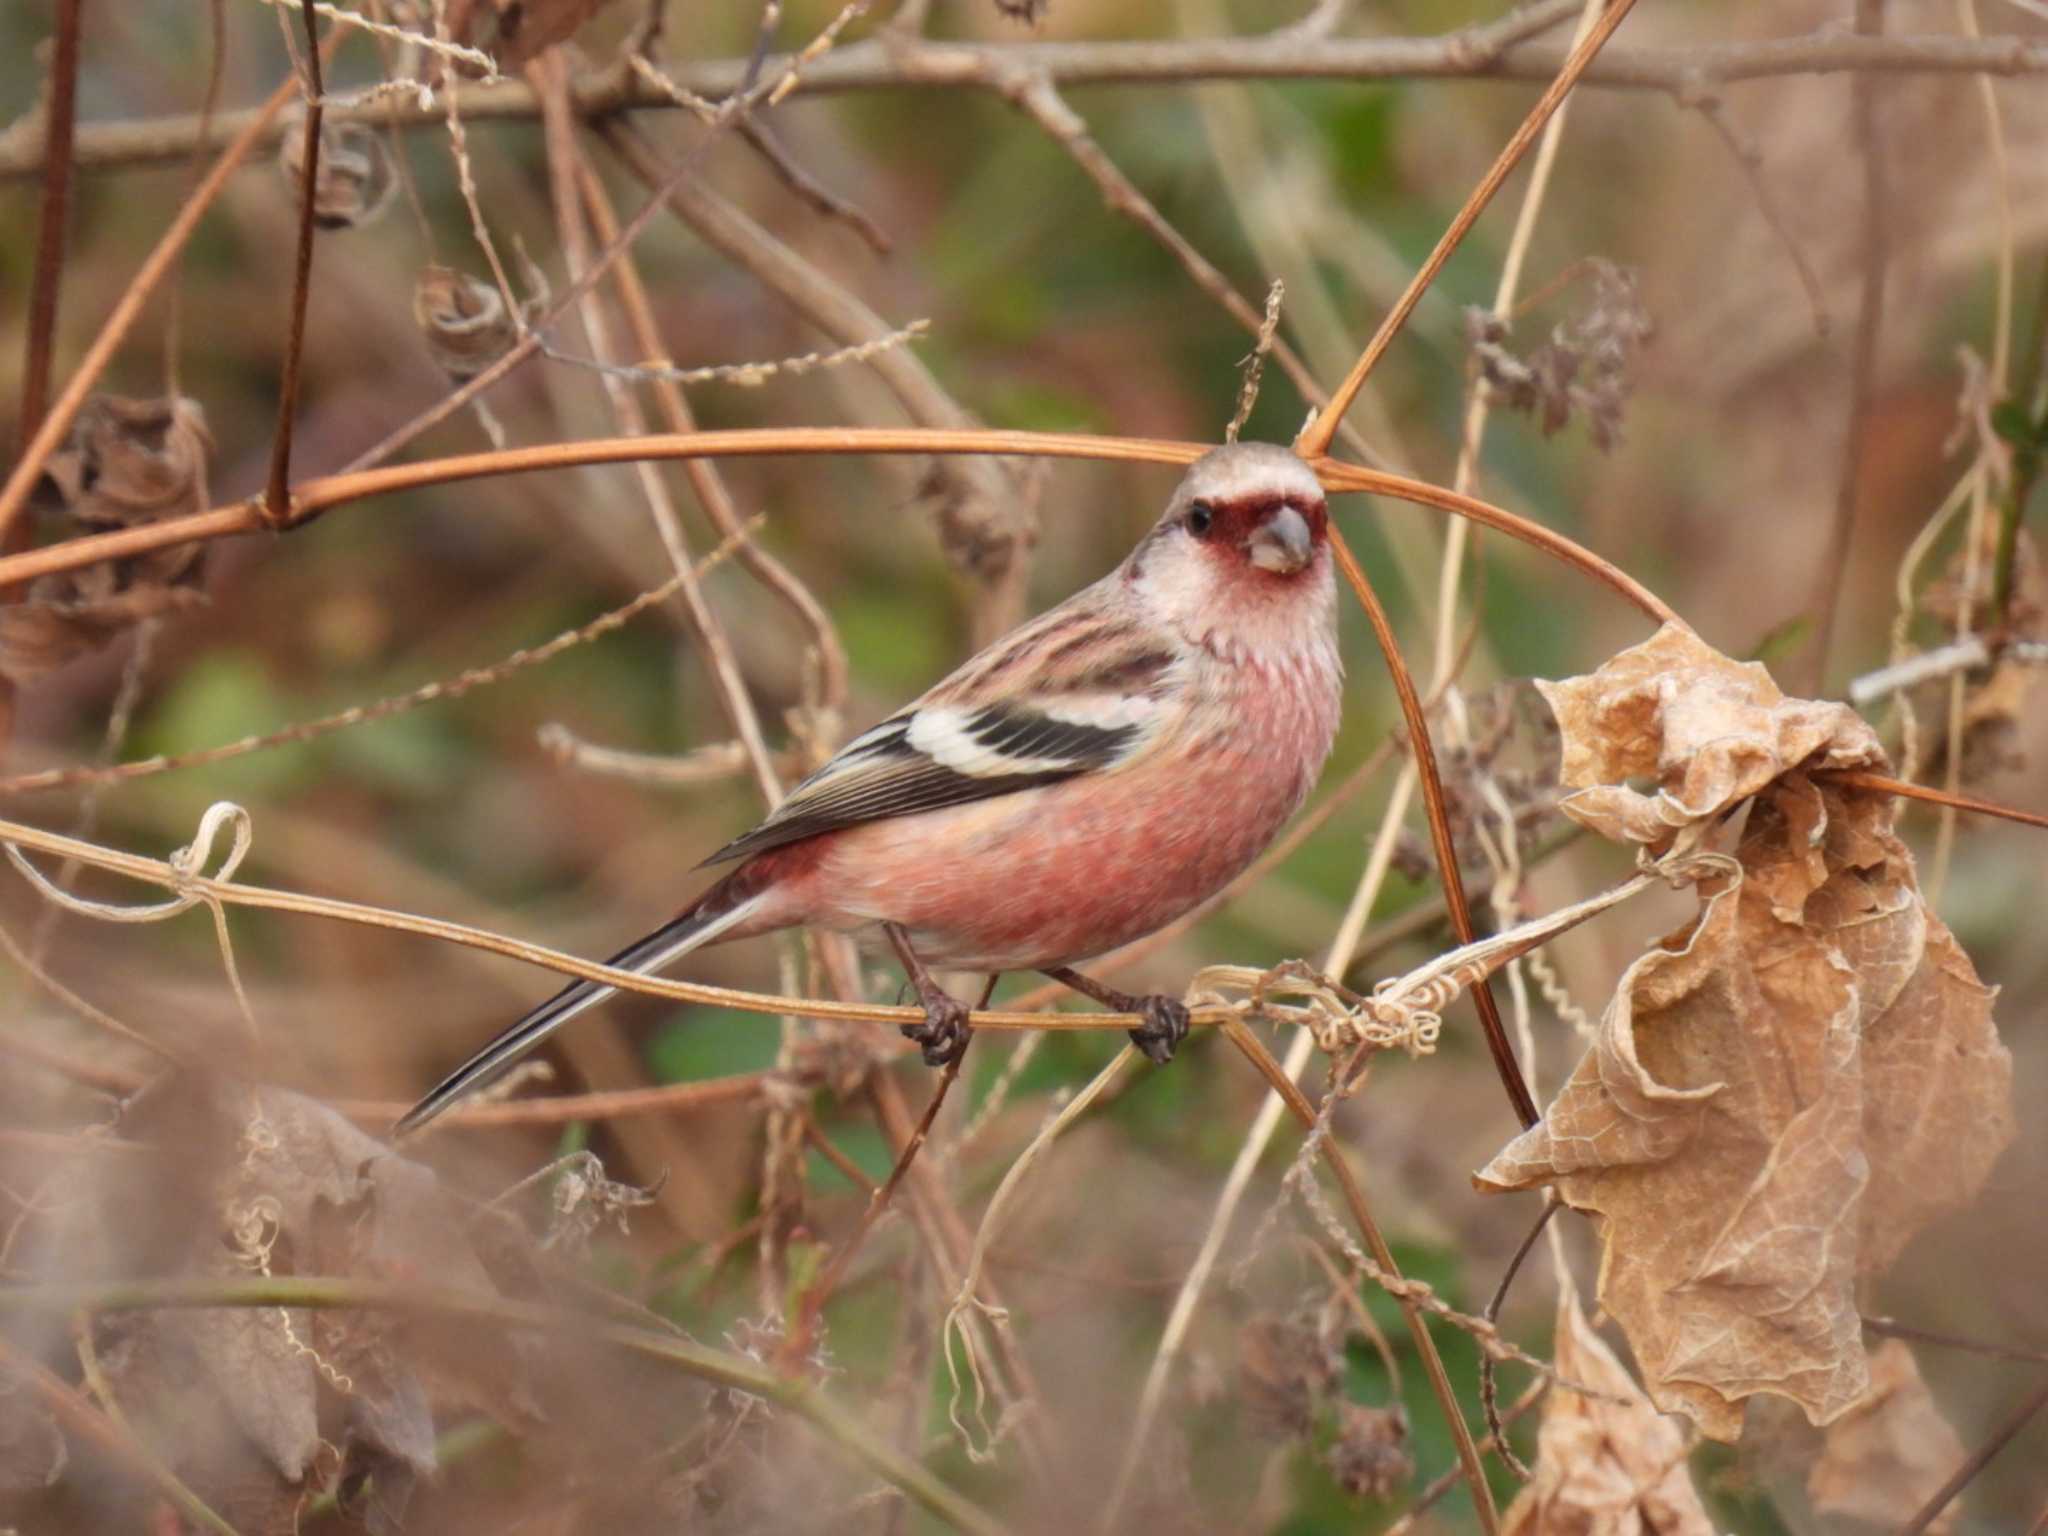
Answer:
[{"left": 1248, "top": 505, "right": 1313, "bottom": 574}]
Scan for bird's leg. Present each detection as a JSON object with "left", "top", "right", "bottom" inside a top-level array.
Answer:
[
  {"left": 1041, "top": 966, "right": 1190, "bottom": 1065},
  {"left": 884, "top": 923, "right": 984, "bottom": 1068}
]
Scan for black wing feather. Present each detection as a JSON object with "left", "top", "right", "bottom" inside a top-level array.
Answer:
[{"left": 697, "top": 702, "right": 1146, "bottom": 868}]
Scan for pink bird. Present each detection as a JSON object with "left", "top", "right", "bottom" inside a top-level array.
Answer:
[{"left": 399, "top": 442, "right": 1342, "bottom": 1133}]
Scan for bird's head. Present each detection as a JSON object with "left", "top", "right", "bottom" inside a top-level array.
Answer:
[{"left": 1126, "top": 442, "right": 1334, "bottom": 651}]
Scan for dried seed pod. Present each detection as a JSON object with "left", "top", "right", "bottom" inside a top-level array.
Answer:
[
  {"left": 1237, "top": 1313, "right": 1340, "bottom": 1440},
  {"left": 0, "top": 579, "right": 208, "bottom": 683},
  {"left": 414, "top": 265, "right": 516, "bottom": 381},
  {"left": 1468, "top": 259, "right": 1652, "bottom": 450},
  {"left": 41, "top": 394, "right": 213, "bottom": 529},
  {"left": 4, "top": 394, "right": 215, "bottom": 681},
  {"left": 1322, "top": 1402, "right": 1412, "bottom": 1501},
  {"left": 278, "top": 103, "right": 396, "bottom": 230}
]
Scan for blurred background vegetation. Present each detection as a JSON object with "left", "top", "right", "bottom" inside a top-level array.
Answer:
[{"left": 2, "top": 0, "right": 2045, "bottom": 1531}]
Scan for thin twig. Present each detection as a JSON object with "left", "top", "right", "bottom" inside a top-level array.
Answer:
[
  {"left": 1383, "top": 1377, "right": 1548, "bottom": 1536},
  {"left": 997, "top": 68, "right": 1379, "bottom": 465},
  {"left": 1690, "top": 96, "right": 1830, "bottom": 338},
  {"left": 0, "top": 907, "right": 176, "bottom": 1061},
  {"left": 1218, "top": 1018, "right": 1498, "bottom": 1533},
  {"left": 1898, "top": 1377, "right": 2048, "bottom": 1536},
  {"left": 802, "top": 1112, "right": 881, "bottom": 1191},
  {"left": 1295, "top": 0, "right": 1640, "bottom": 456},
  {"left": 573, "top": 156, "right": 852, "bottom": 716},
  {"left": 1801, "top": 0, "right": 1892, "bottom": 696},
  {"left": 1830, "top": 768, "right": 2048, "bottom": 832},
  {"left": 1864, "top": 1314, "right": 2048, "bottom": 1367},
  {"left": 738, "top": 116, "right": 893, "bottom": 254},
  {"left": 332, "top": 1070, "right": 771, "bottom": 1128},
  {"left": 265, "top": 0, "right": 326, "bottom": 523},
  {"left": 537, "top": 728, "right": 766, "bottom": 786},
  {"left": 17, "top": 0, "right": 83, "bottom": 463},
  {"left": 251, "top": 0, "right": 502, "bottom": 77},
  {"left": 22, "top": 27, "right": 2048, "bottom": 177},
  {"left": 1480, "top": 1196, "right": 1560, "bottom": 1478},
  {"left": 539, "top": 319, "right": 930, "bottom": 390},
  {"left": 0, "top": 427, "right": 1678, "bottom": 626},
  {"left": 0, "top": 1331, "right": 242, "bottom": 1536},
  {"left": 0, "top": 810, "right": 1207, "bottom": 1034},
  {"left": 1328, "top": 529, "right": 1537, "bottom": 1128},
  {"left": 0, "top": 540, "right": 750, "bottom": 796},
  {"left": 784, "top": 1014, "right": 980, "bottom": 1367},
  {"left": 162, "top": 0, "right": 227, "bottom": 397},
  {"left": 532, "top": 56, "right": 783, "bottom": 804},
  {"left": 600, "top": 120, "right": 1033, "bottom": 626},
  {"left": 0, "top": 73, "right": 302, "bottom": 547},
  {"left": 330, "top": 1, "right": 847, "bottom": 479}
]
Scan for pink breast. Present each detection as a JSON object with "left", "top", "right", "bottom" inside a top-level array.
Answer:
[{"left": 781, "top": 667, "right": 1337, "bottom": 972}]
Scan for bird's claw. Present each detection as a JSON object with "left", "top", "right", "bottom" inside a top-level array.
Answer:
[
  {"left": 903, "top": 990, "right": 972, "bottom": 1068},
  {"left": 1128, "top": 994, "right": 1190, "bottom": 1065}
]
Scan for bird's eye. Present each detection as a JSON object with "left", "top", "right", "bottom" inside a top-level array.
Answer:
[{"left": 1185, "top": 502, "right": 1215, "bottom": 538}]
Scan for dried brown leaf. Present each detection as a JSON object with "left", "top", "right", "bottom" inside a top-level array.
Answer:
[
  {"left": 1502, "top": 1291, "right": 1712, "bottom": 1536},
  {"left": 1806, "top": 1339, "right": 1967, "bottom": 1535},
  {"left": 0, "top": 581, "right": 207, "bottom": 683},
  {"left": 1536, "top": 622, "right": 1884, "bottom": 844},
  {"left": 79, "top": 1083, "right": 524, "bottom": 1529},
  {"left": 1479, "top": 631, "right": 2013, "bottom": 1442},
  {"left": 1469, "top": 260, "right": 1652, "bottom": 451},
  {"left": 9, "top": 394, "right": 215, "bottom": 680}
]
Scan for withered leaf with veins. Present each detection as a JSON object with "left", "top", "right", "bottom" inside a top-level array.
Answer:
[{"left": 1478, "top": 624, "right": 2013, "bottom": 1441}]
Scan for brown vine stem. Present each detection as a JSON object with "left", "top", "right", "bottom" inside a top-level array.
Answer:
[
  {"left": 18, "top": 29, "right": 2048, "bottom": 178},
  {"left": 1219, "top": 1016, "right": 1497, "bottom": 1533},
  {"left": 0, "top": 1332, "right": 241, "bottom": 1536},
  {"left": 780, "top": 1018, "right": 979, "bottom": 1370},
  {"left": 335, "top": 9, "right": 850, "bottom": 487},
  {"left": 264, "top": 0, "right": 326, "bottom": 524},
  {"left": 17, "top": 0, "right": 84, "bottom": 463},
  {"left": 1863, "top": 1314, "right": 2048, "bottom": 1367},
  {"left": 1317, "top": 458, "right": 1674, "bottom": 620},
  {"left": 572, "top": 156, "right": 851, "bottom": 717},
  {"left": 330, "top": 1070, "right": 771, "bottom": 1128},
  {"left": 1295, "top": 0, "right": 1639, "bottom": 457},
  {"left": 0, "top": 73, "right": 301, "bottom": 548},
  {"left": 1832, "top": 769, "right": 2048, "bottom": 832},
  {"left": 1898, "top": 1376, "right": 2048, "bottom": 1536},
  {"left": 1802, "top": 0, "right": 1891, "bottom": 696},
  {"left": 0, "top": 810, "right": 1154, "bottom": 1034},
  {"left": 0, "top": 1277, "right": 1008, "bottom": 1536},
  {"left": 1328, "top": 527, "right": 1537, "bottom": 1129},
  {"left": 0, "top": 427, "right": 1676, "bottom": 626}
]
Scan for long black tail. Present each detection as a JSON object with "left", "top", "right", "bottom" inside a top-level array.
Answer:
[{"left": 395, "top": 891, "right": 762, "bottom": 1135}]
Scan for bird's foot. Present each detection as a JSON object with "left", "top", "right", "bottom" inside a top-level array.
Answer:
[
  {"left": 901, "top": 988, "right": 972, "bottom": 1068},
  {"left": 883, "top": 924, "right": 984, "bottom": 1069},
  {"left": 1040, "top": 966, "right": 1189, "bottom": 1065},
  {"left": 1125, "top": 993, "right": 1190, "bottom": 1065}
]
